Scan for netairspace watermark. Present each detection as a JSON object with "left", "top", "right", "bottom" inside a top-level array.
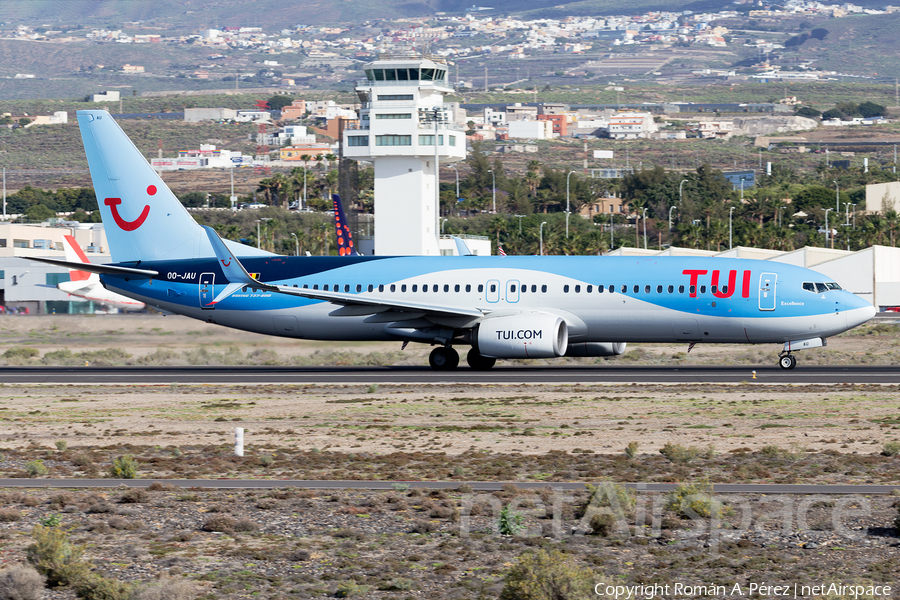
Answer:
[
  {"left": 594, "top": 583, "right": 893, "bottom": 599},
  {"left": 456, "top": 488, "right": 880, "bottom": 553}
]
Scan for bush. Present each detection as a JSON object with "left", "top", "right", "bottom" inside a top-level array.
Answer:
[
  {"left": 232, "top": 518, "right": 259, "bottom": 532},
  {"left": 0, "top": 509, "right": 22, "bottom": 523},
  {"left": 24, "top": 461, "right": 48, "bottom": 478},
  {"left": 108, "top": 455, "right": 138, "bottom": 479},
  {"left": 882, "top": 441, "right": 900, "bottom": 457},
  {"left": 55, "top": 441, "right": 68, "bottom": 453},
  {"left": 201, "top": 515, "right": 236, "bottom": 533},
  {"left": 498, "top": 505, "right": 524, "bottom": 535},
  {"left": 26, "top": 525, "right": 88, "bottom": 587},
  {"left": 659, "top": 442, "right": 702, "bottom": 464},
  {"left": 499, "top": 550, "right": 596, "bottom": 600},
  {"left": 131, "top": 577, "right": 198, "bottom": 600},
  {"left": 3, "top": 347, "right": 39, "bottom": 361},
  {"left": 625, "top": 441, "right": 639, "bottom": 460},
  {"left": 118, "top": 489, "right": 148, "bottom": 504},
  {"left": 665, "top": 479, "right": 721, "bottom": 519},
  {"left": 589, "top": 513, "right": 616, "bottom": 537},
  {"left": 73, "top": 573, "right": 133, "bottom": 600},
  {"left": 0, "top": 564, "right": 43, "bottom": 600},
  {"left": 585, "top": 483, "right": 635, "bottom": 517}
]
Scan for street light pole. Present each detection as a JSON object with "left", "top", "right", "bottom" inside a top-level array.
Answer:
[
  {"left": 679, "top": 179, "right": 687, "bottom": 203},
  {"left": 566, "top": 170, "right": 576, "bottom": 238},
  {"left": 642, "top": 207, "right": 648, "bottom": 249},
  {"left": 843, "top": 202, "right": 850, "bottom": 225},
  {"left": 487, "top": 169, "right": 495, "bottom": 213},
  {"left": 290, "top": 232, "right": 298, "bottom": 256},
  {"left": 669, "top": 205, "right": 676, "bottom": 234},
  {"left": 729, "top": 206, "right": 735, "bottom": 249},
  {"left": 825, "top": 208, "right": 834, "bottom": 249},
  {"left": 833, "top": 180, "right": 839, "bottom": 213},
  {"left": 514, "top": 214, "right": 525, "bottom": 234},
  {"left": 450, "top": 165, "right": 459, "bottom": 200},
  {"left": 610, "top": 208, "right": 615, "bottom": 249},
  {"left": 852, "top": 203, "right": 857, "bottom": 229},
  {"left": 539, "top": 221, "right": 547, "bottom": 255}
]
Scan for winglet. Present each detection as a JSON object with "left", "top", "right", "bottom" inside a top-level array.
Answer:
[
  {"left": 452, "top": 236, "right": 475, "bottom": 256},
  {"left": 202, "top": 226, "right": 277, "bottom": 303}
]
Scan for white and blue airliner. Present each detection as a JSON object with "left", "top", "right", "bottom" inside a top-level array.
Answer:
[{"left": 32, "top": 110, "right": 876, "bottom": 371}]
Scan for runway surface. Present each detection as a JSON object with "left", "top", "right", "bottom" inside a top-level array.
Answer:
[
  {"left": 2, "top": 365, "right": 900, "bottom": 384},
  {"left": 0, "top": 478, "right": 895, "bottom": 494}
]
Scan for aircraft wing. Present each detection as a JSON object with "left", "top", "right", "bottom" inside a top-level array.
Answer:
[{"left": 202, "top": 226, "right": 485, "bottom": 319}]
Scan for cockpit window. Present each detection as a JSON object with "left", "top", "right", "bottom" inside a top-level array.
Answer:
[
  {"left": 815, "top": 283, "right": 828, "bottom": 293},
  {"left": 825, "top": 282, "right": 842, "bottom": 290},
  {"left": 802, "top": 282, "right": 815, "bottom": 293}
]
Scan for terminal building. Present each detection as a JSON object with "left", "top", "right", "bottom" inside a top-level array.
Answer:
[{"left": 0, "top": 221, "right": 112, "bottom": 314}]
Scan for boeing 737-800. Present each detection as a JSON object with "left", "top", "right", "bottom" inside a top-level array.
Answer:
[{"left": 29, "top": 110, "right": 875, "bottom": 370}]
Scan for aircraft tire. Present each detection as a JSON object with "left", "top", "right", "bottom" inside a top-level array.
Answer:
[
  {"left": 466, "top": 348, "right": 496, "bottom": 371},
  {"left": 429, "top": 347, "right": 459, "bottom": 370},
  {"left": 779, "top": 354, "right": 796, "bottom": 370}
]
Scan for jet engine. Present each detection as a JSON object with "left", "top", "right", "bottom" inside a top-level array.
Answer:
[
  {"left": 564, "top": 342, "right": 627, "bottom": 357},
  {"left": 474, "top": 313, "right": 568, "bottom": 359}
]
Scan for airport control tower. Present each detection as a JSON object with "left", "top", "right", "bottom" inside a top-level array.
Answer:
[{"left": 343, "top": 53, "right": 466, "bottom": 255}]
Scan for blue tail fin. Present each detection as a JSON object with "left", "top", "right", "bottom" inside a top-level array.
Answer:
[
  {"left": 332, "top": 194, "right": 361, "bottom": 257},
  {"left": 77, "top": 110, "right": 270, "bottom": 263}
]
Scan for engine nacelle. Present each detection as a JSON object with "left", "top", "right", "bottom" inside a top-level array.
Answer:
[
  {"left": 475, "top": 313, "right": 568, "bottom": 359},
  {"left": 565, "top": 342, "right": 627, "bottom": 357}
]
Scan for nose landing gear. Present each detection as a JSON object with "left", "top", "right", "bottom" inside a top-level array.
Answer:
[{"left": 778, "top": 353, "right": 797, "bottom": 370}]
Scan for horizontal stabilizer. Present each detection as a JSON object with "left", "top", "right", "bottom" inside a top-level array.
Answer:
[{"left": 25, "top": 256, "right": 158, "bottom": 278}]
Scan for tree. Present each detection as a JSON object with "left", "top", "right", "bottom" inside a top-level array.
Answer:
[
  {"left": 795, "top": 106, "right": 821, "bottom": 118},
  {"left": 858, "top": 101, "right": 886, "bottom": 118},
  {"left": 822, "top": 108, "right": 846, "bottom": 120},
  {"left": 25, "top": 204, "right": 55, "bottom": 221},
  {"left": 266, "top": 95, "right": 294, "bottom": 110}
]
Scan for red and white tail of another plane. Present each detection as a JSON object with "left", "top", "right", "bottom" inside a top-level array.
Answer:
[{"left": 56, "top": 235, "right": 145, "bottom": 311}]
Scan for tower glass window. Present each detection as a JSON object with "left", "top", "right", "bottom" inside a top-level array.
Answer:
[{"left": 375, "top": 135, "right": 412, "bottom": 146}]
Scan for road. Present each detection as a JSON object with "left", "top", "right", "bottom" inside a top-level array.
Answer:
[
  {"left": 2, "top": 365, "right": 900, "bottom": 384},
  {"left": 0, "top": 479, "right": 895, "bottom": 494}
]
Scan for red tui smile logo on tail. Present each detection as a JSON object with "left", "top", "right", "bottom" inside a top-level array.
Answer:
[{"left": 104, "top": 185, "right": 154, "bottom": 231}]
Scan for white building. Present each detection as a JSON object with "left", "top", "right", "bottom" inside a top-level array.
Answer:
[
  {"left": 342, "top": 55, "right": 466, "bottom": 256},
  {"left": 91, "top": 90, "right": 120, "bottom": 102},
  {"left": 508, "top": 119, "right": 554, "bottom": 140},
  {"left": 607, "top": 112, "right": 657, "bottom": 139}
]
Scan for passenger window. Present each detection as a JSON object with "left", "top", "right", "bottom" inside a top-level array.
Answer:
[
  {"left": 511, "top": 284, "right": 517, "bottom": 293},
  {"left": 531, "top": 285, "right": 537, "bottom": 293},
  {"left": 598, "top": 285, "right": 604, "bottom": 293},
  {"left": 587, "top": 285, "right": 593, "bottom": 293},
  {"left": 423, "top": 285, "right": 428, "bottom": 293},
  {"left": 690, "top": 285, "right": 696, "bottom": 294},
  {"left": 667, "top": 285, "right": 673, "bottom": 293},
  {"left": 679, "top": 285, "right": 685, "bottom": 293},
  {"left": 478, "top": 284, "right": 484, "bottom": 293},
  {"left": 541, "top": 285, "right": 547, "bottom": 293},
  {"left": 433, "top": 284, "right": 438, "bottom": 292},
  {"left": 645, "top": 285, "right": 651, "bottom": 293},
  {"left": 621, "top": 285, "right": 627, "bottom": 293},
  {"left": 711, "top": 285, "right": 717, "bottom": 294},
  {"left": 302, "top": 284, "right": 308, "bottom": 289},
  {"left": 401, "top": 284, "right": 407, "bottom": 292},
  {"left": 564, "top": 285, "right": 570, "bottom": 293},
  {"left": 633, "top": 285, "right": 639, "bottom": 293},
  {"left": 344, "top": 284, "right": 350, "bottom": 293},
  {"left": 657, "top": 285, "right": 662, "bottom": 293},
  {"left": 412, "top": 284, "right": 417, "bottom": 292},
  {"left": 454, "top": 284, "right": 460, "bottom": 292},
  {"left": 608, "top": 285, "right": 615, "bottom": 293},
  {"left": 700, "top": 285, "right": 706, "bottom": 294},
  {"left": 722, "top": 286, "right": 728, "bottom": 294},
  {"left": 816, "top": 283, "right": 827, "bottom": 293},
  {"left": 390, "top": 284, "right": 396, "bottom": 292},
  {"left": 378, "top": 284, "right": 384, "bottom": 292},
  {"left": 356, "top": 284, "right": 362, "bottom": 292},
  {"left": 466, "top": 284, "right": 472, "bottom": 292},
  {"left": 321, "top": 284, "right": 326, "bottom": 291},
  {"left": 803, "top": 282, "right": 815, "bottom": 292},
  {"left": 574, "top": 285, "right": 580, "bottom": 293},
  {"left": 368, "top": 284, "right": 374, "bottom": 292},
  {"left": 490, "top": 284, "right": 496, "bottom": 293},
  {"left": 444, "top": 284, "right": 449, "bottom": 292},
  {"left": 242, "top": 286, "right": 248, "bottom": 293}
]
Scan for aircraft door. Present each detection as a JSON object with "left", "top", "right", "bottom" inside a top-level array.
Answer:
[
  {"left": 486, "top": 279, "right": 500, "bottom": 303},
  {"left": 758, "top": 272, "right": 777, "bottom": 311},
  {"left": 506, "top": 280, "right": 520, "bottom": 303},
  {"left": 199, "top": 273, "right": 216, "bottom": 310}
]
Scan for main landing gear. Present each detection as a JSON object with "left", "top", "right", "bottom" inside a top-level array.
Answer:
[
  {"left": 429, "top": 346, "right": 459, "bottom": 370},
  {"left": 778, "top": 353, "right": 797, "bottom": 370},
  {"left": 466, "top": 348, "right": 496, "bottom": 371}
]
